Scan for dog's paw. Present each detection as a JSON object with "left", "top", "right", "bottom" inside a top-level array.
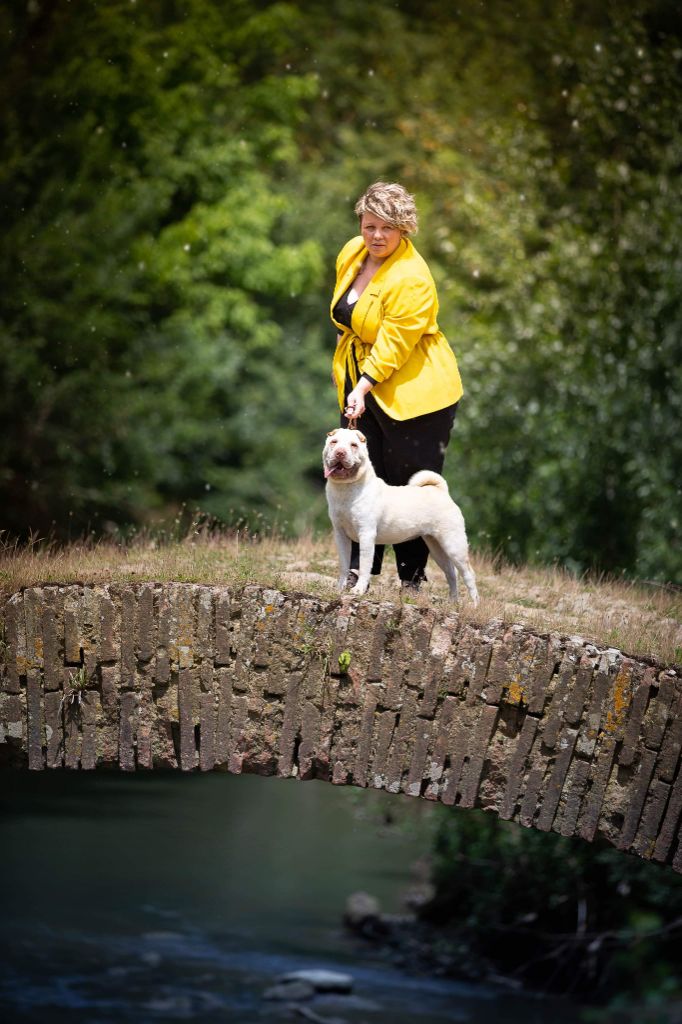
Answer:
[
  {"left": 349, "top": 581, "right": 369, "bottom": 597},
  {"left": 338, "top": 569, "right": 359, "bottom": 593}
]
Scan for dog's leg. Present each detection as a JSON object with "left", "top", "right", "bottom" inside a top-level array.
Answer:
[
  {"left": 428, "top": 536, "right": 479, "bottom": 606},
  {"left": 425, "top": 537, "right": 459, "bottom": 601},
  {"left": 349, "top": 528, "right": 375, "bottom": 596},
  {"left": 333, "top": 525, "right": 352, "bottom": 592},
  {"left": 454, "top": 553, "right": 479, "bottom": 606}
]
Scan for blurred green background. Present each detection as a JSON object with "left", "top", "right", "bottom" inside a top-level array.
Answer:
[{"left": 1, "top": 0, "right": 680, "bottom": 580}]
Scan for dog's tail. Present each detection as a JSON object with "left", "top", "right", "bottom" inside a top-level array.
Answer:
[{"left": 408, "top": 470, "right": 449, "bottom": 493}]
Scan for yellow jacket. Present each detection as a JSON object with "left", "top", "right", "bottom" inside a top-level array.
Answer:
[{"left": 330, "top": 235, "right": 463, "bottom": 420}]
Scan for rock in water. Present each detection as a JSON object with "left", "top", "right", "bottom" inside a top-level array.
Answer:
[
  {"left": 343, "top": 891, "right": 380, "bottom": 927},
  {"left": 263, "top": 980, "right": 315, "bottom": 1001},
  {"left": 275, "top": 969, "right": 353, "bottom": 993}
]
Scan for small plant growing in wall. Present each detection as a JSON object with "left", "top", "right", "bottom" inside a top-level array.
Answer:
[
  {"left": 338, "top": 650, "right": 352, "bottom": 674},
  {"left": 293, "top": 620, "right": 334, "bottom": 675},
  {"left": 384, "top": 615, "right": 401, "bottom": 640},
  {"left": 60, "top": 665, "right": 90, "bottom": 711}
]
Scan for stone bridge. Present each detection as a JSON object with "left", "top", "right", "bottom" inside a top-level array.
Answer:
[{"left": 2, "top": 583, "right": 681, "bottom": 873}]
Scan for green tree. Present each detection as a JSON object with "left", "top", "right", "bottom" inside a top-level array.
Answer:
[
  {"left": 426, "top": 808, "right": 682, "bottom": 1002},
  {"left": 1, "top": 0, "right": 680, "bottom": 582},
  {"left": 0, "top": 0, "right": 330, "bottom": 538}
]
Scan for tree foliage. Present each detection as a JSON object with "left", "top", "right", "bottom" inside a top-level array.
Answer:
[
  {"left": 426, "top": 808, "right": 682, "bottom": 1010},
  {"left": 1, "top": 0, "right": 680, "bottom": 580},
  {"left": 0, "top": 0, "right": 327, "bottom": 536}
]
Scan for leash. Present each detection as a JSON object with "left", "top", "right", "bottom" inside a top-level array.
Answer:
[{"left": 345, "top": 399, "right": 360, "bottom": 431}]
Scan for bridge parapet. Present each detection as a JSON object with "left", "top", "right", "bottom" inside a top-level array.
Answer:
[{"left": 1, "top": 584, "right": 681, "bottom": 871}]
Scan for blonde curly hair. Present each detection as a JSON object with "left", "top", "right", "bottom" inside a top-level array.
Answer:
[{"left": 354, "top": 181, "right": 418, "bottom": 236}]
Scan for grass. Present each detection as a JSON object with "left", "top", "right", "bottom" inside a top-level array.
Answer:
[{"left": 0, "top": 529, "right": 680, "bottom": 667}]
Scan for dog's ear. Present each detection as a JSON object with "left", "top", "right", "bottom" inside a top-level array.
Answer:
[
  {"left": 326, "top": 428, "right": 339, "bottom": 437},
  {"left": 356, "top": 431, "right": 367, "bottom": 443}
]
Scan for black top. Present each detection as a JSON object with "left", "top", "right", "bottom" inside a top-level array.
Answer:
[
  {"left": 333, "top": 282, "right": 358, "bottom": 329},
  {"left": 333, "top": 283, "right": 378, "bottom": 386}
]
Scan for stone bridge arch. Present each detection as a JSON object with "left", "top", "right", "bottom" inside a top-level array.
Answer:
[{"left": 1, "top": 584, "right": 681, "bottom": 872}]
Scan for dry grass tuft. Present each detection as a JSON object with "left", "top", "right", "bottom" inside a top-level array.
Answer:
[{"left": 1, "top": 531, "right": 680, "bottom": 666}]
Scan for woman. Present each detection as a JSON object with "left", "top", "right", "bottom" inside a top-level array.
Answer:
[{"left": 330, "top": 181, "right": 463, "bottom": 590}]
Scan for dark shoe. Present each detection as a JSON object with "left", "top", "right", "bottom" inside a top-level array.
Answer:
[
  {"left": 346, "top": 569, "right": 360, "bottom": 589},
  {"left": 400, "top": 578, "right": 421, "bottom": 596}
]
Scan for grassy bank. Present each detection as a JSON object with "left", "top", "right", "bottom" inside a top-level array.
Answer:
[{"left": 1, "top": 531, "right": 680, "bottom": 666}]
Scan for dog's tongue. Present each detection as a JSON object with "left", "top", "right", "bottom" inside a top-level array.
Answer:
[{"left": 324, "top": 464, "right": 337, "bottom": 479}]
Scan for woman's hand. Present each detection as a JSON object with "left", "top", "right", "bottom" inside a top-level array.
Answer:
[{"left": 345, "top": 377, "right": 373, "bottom": 419}]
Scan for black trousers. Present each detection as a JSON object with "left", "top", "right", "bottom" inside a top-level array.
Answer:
[{"left": 341, "top": 393, "right": 458, "bottom": 582}]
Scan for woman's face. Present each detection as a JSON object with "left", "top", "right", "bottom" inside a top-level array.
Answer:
[{"left": 360, "top": 213, "right": 402, "bottom": 262}]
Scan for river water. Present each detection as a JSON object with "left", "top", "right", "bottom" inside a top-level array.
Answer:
[{"left": 0, "top": 772, "right": 578, "bottom": 1023}]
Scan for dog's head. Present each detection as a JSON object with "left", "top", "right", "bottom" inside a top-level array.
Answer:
[{"left": 323, "top": 428, "right": 368, "bottom": 482}]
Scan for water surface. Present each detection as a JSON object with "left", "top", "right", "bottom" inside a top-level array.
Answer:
[{"left": 0, "top": 772, "right": 577, "bottom": 1022}]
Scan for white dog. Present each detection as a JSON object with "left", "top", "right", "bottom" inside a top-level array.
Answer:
[{"left": 323, "top": 428, "right": 479, "bottom": 604}]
